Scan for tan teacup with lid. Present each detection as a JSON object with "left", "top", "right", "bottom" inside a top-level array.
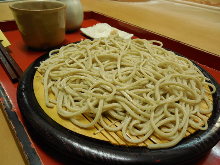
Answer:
[{"left": 9, "top": 0, "right": 66, "bottom": 50}]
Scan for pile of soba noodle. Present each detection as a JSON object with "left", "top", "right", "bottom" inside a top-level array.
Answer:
[{"left": 37, "top": 34, "right": 216, "bottom": 149}]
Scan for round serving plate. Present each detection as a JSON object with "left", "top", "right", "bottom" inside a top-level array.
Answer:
[{"left": 17, "top": 50, "right": 220, "bottom": 165}]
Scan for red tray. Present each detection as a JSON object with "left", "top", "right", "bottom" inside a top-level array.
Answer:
[{"left": 0, "top": 11, "right": 220, "bottom": 165}]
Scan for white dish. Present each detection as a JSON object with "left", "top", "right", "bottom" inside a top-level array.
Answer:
[{"left": 80, "top": 23, "right": 133, "bottom": 39}]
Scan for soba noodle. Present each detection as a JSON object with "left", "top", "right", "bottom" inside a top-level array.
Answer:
[{"left": 37, "top": 34, "right": 215, "bottom": 149}]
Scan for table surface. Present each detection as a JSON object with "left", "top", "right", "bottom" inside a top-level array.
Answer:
[{"left": 0, "top": 0, "right": 220, "bottom": 165}]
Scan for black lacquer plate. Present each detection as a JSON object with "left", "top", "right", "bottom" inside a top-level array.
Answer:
[{"left": 17, "top": 50, "right": 220, "bottom": 165}]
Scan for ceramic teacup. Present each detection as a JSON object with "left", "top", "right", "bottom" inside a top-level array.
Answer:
[{"left": 9, "top": 0, "right": 66, "bottom": 50}]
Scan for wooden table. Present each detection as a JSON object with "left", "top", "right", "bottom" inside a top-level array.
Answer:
[{"left": 0, "top": 0, "right": 219, "bottom": 164}]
